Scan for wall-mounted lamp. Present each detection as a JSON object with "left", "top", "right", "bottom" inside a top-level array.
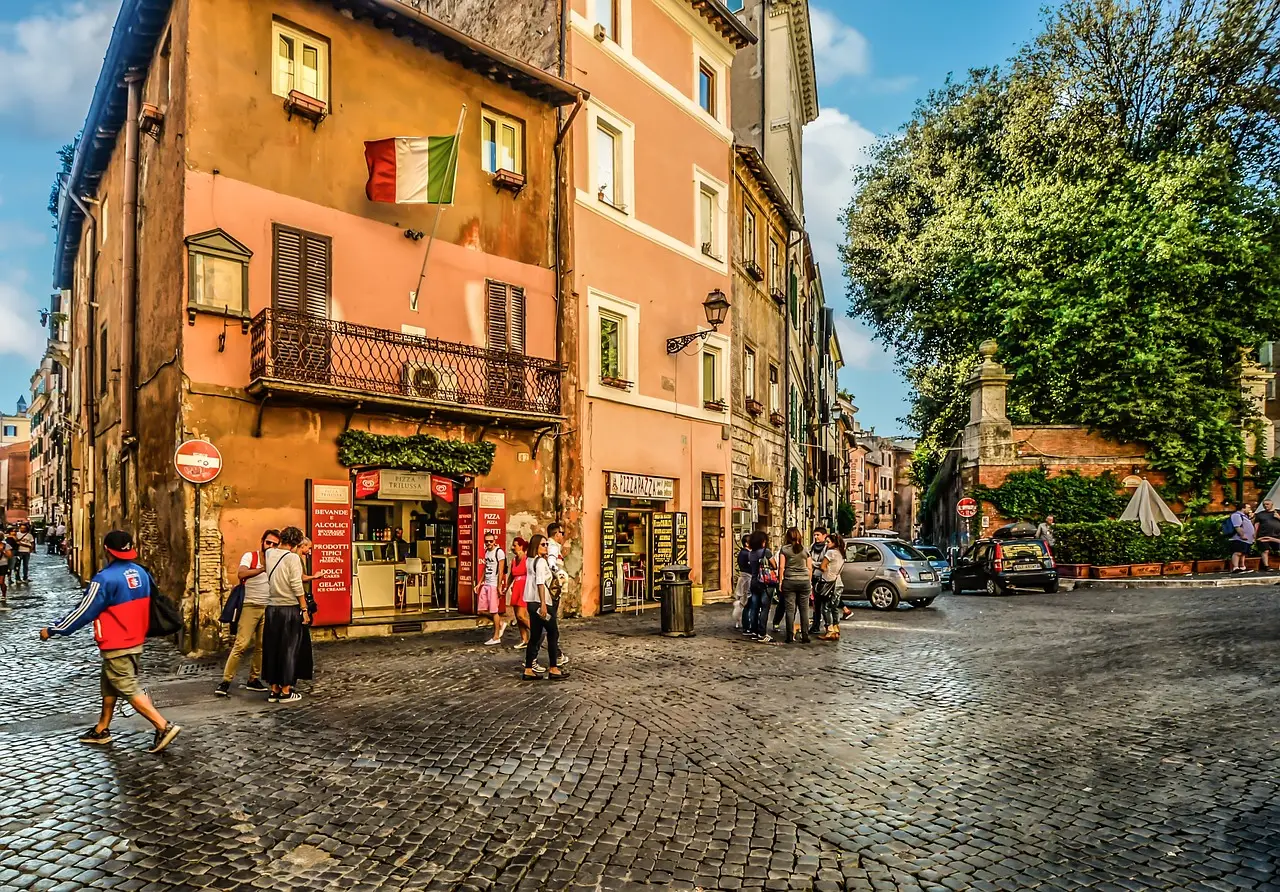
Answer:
[
  {"left": 404, "top": 229, "right": 425, "bottom": 241},
  {"left": 666, "top": 289, "right": 731, "bottom": 354}
]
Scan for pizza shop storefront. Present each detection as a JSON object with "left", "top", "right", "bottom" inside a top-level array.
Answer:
[{"left": 599, "top": 472, "right": 687, "bottom": 613}]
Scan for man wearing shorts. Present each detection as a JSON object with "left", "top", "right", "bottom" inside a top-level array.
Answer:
[
  {"left": 1254, "top": 500, "right": 1280, "bottom": 571},
  {"left": 479, "top": 530, "right": 508, "bottom": 645},
  {"left": 39, "top": 530, "right": 182, "bottom": 753},
  {"left": 1226, "top": 501, "right": 1256, "bottom": 573}
]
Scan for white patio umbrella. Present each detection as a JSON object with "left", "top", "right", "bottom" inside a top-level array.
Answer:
[
  {"left": 1263, "top": 475, "right": 1280, "bottom": 507},
  {"left": 1119, "top": 478, "right": 1182, "bottom": 536}
]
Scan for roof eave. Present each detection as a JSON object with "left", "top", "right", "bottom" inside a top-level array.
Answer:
[{"left": 688, "top": 0, "right": 757, "bottom": 49}]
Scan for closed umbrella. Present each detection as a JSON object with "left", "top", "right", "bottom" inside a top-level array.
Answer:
[{"left": 1119, "top": 478, "right": 1181, "bottom": 536}]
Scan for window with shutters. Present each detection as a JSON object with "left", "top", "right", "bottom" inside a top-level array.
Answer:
[
  {"left": 272, "top": 224, "right": 330, "bottom": 317},
  {"left": 484, "top": 280, "right": 526, "bottom": 353}
]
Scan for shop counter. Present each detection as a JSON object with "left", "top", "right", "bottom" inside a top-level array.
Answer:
[{"left": 354, "top": 560, "right": 398, "bottom": 611}]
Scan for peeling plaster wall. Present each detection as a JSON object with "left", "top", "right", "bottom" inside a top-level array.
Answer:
[{"left": 396, "top": 0, "right": 560, "bottom": 71}]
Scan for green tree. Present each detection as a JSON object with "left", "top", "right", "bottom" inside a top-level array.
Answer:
[{"left": 842, "top": 0, "right": 1280, "bottom": 487}]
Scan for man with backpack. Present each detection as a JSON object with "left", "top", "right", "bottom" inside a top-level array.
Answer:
[
  {"left": 1224, "top": 501, "right": 1256, "bottom": 574},
  {"left": 38, "top": 530, "right": 182, "bottom": 753}
]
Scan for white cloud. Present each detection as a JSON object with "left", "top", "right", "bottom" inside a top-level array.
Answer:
[
  {"left": 0, "top": 276, "right": 46, "bottom": 362},
  {"left": 0, "top": 0, "right": 119, "bottom": 140},
  {"left": 810, "top": 8, "right": 871, "bottom": 83},
  {"left": 0, "top": 220, "right": 49, "bottom": 252}
]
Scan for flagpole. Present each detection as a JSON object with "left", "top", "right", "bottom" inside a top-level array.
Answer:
[{"left": 411, "top": 103, "right": 467, "bottom": 312}]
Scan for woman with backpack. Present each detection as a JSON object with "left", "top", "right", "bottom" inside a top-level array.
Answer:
[
  {"left": 521, "top": 534, "right": 567, "bottom": 680},
  {"left": 743, "top": 530, "right": 778, "bottom": 642},
  {"left": 260, "top": 526, "right": 314, "bottom": 703}
]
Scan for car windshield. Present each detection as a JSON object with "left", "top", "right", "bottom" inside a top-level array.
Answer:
[
  {"left": 1001, "top": 540, "right": 1047, "bottom": 559},
  {"left": 916, "top": 546, "right": 945, "bottom": 560},
  {"left": 884, "top": 542, "right": 928, "bottom": 562}
]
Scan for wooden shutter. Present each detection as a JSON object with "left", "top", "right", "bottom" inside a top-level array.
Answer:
[
  {"left": 273, "top": 227, "right": 303, "bottom": 314},
  {"left": 302, "top": 233, "right": 329, "bottom": 317},
  {"left": 509, "top": 286, "right": 526, "bottom": 354},
  {"left": 486, "top": 280, "right": 509, "bottom": 349}
]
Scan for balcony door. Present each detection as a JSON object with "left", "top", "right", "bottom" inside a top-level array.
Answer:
[
  {"left": 272, "top": 224, "right": 332, "bottom": 383},
  {"left": 485, "top": 280, "right": 527, "bottom": 408}
]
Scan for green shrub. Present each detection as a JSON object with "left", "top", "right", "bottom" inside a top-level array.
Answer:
[
  {"left": 971, "top": 469, "right": 1128, "bottom": 523},
  {"left": 1054, "top": 518, "right": 1228, "bottom": 565}
]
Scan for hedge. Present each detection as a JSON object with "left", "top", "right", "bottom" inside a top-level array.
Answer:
[
  {"left": 1053, "top": 517, "right": 1231, "bottom": 565},
  {"left": 336, "top": 429, "right": 496, "bottom": 476}
]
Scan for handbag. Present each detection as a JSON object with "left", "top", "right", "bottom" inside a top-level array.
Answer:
[{"left": 754, "top": 549, "right": 778, "bottom": 586}]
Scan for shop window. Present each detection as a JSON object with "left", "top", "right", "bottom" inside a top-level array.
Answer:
[
  {"left": 272, "top": 225, "right": 330, "bottom": 317},
  {"left": 698, "top": 61, "right": 716, "bottom": 116},
  {"left": 481, "top": 108, "right": 524, "bottom": 175},
  {"left": 743, "top": 346, "right": 756, "bottom": 401},
  {"left": 186, "top": 229, "right": 252, "bottom": 322},
  {"left": 272, "top": 20, "right": 329, "bottom": 105},
  {"left": 485, "top": 280, "right": 527, "bottom": 353}
]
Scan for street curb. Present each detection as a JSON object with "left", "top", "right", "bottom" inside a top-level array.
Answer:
[{"left": 1068, "top": 576, "right": 1280, "bottom": 590}]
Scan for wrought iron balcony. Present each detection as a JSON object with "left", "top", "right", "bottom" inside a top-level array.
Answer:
[{"left": 248, "top": 309, "right": 563, "bottom": 422}]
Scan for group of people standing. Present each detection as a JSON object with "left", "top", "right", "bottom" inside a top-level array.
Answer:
[
  {"left": 475, "top": 523, "right": 571, "bottom": 680},
  {"left": 1224, "top": 499, "right": 1280, "bottom": 572},
  {"left": 216, "top": 526, "right": 316, "bottom": 703},
  {"left": 733, "top": 526, "right": 847, "bottom": 644},
  {"left": 1, "top": 522, "right": 36, "bottom": 601}
]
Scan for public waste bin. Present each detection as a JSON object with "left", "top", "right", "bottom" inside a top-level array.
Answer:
[{"left": 658, "top": 564, "right": 695, "bottom": 637}]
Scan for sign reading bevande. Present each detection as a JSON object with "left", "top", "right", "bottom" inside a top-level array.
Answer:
[{"left": 608, "top": 473, "right": 675, "bottom": 501}]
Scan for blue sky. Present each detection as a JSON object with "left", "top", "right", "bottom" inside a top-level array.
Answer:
[{"left": 0, "top": 0, "right": 1047, "bottom": 432}]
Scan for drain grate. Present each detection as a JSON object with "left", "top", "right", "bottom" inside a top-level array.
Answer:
[
  {"left": 391, "top": 621, "right": 424, "bottom": 634},
  {"left": 175, "top": 660, "right": 219, "bottom": 677}
]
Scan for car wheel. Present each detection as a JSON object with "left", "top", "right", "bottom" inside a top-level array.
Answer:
[
  {"left": 1044, "top": 581, "right": 1059, "bottom": 593},
  {"left": 908, "top": 597, "right": 936, "bottom": 608},
  {"left": 868, "top": 583, "right": 899, "bottom": 611},
  {"left": 984, "top": 578, "right": 1006, "bottom": 596}
]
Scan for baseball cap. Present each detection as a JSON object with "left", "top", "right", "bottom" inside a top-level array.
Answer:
[{"left": 103, "top": 530, "right": 138, "bottom": 561}]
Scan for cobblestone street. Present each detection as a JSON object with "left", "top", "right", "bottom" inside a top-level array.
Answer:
[{"left": 0, "top": 553, "right": 1276, "bottom": 892}]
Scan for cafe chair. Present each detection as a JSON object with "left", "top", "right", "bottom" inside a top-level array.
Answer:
[{"left": 402, "top": 557, "right": 428, "bottom": 610}]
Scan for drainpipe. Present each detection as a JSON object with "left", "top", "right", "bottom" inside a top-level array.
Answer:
[
  {"left": 782, "top": 230, "right": 801, "bottom": 526},
  {"left": 68, "top": 192, "right": 99, "bottom": 574},
  {"left": 551, "top": 0, "right": 569, "bottom": 521},
  {"left": 121, "top": 72, "right": 142, "bottom": 474}
]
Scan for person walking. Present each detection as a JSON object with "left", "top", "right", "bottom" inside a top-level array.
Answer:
[
  {"left": 14, "top": 523, "right": 34, "bottom": 583},
  {"left": 807, "top": 527, "right": 829, "bottom": 636},
  {"left": 479, "top": 529, "right": 508, "bottom": 646},
  {"left": 215, "top": 528, "right": 281, "bottom": 697},
  {"left": 2, "top": 528, "right": 16, "bottom": 587},
  {"left": 38, "top": 530, "right": 182, "bottom": 753},
  {"left": 1254, "top": 500, "right": 1280, "bottom": 571},
  {"left": 743, "top": 531, "right": 777, "bottom": 642},
  {"left": 733, "top": 535, "right": 751, "bottom": 630},
  {"left": 544, "top": 523, "right": 570, "bottom": 666},
  {"left": 260, "top": 526, "right": 313, "bottom": 703},
  {"left": 776, "top": 527, "right": 812, "bottom": 644},
  {"left": 505, "top": 537, "right": 533, "bottom": 652},
  {"left": 0, "top": 534, "right": 11, "bottom": 608},
  {"left": 816, "top": 534, "right": 847, "bottom": 640},
  {"left": 521, "top": 534, "right": 567, "bottom": 680},
  {"left": 1036, "top": 516, "right": 1056, "bottom": 550}
]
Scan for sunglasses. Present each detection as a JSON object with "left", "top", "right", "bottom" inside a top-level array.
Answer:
[{"left": 264, "top": 540, "right": 280, "bottom": 548}]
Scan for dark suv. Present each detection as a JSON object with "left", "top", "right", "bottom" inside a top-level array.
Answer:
[{"left": 952, "top": 536, "right": 1058, "bottom": 594}]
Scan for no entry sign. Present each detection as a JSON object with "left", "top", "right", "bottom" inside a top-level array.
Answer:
[
  {"left": 957, "top": 497, "right": 979, "bottom": 519},
  {"left": 175, "top": 439, "right": 223, "bottom": 484}
]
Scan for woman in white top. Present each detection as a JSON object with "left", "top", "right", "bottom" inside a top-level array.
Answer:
[
  {"left": 260, "top": 526, "right": 314, "bottom": 702},
  {"left": 816, "top": 534, "right": 847, "bottom": 641},
  {"left": 521, "top": 534, "right": 567, "bottom": 681}
]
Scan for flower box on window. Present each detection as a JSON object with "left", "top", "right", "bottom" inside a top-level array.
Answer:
[
  {"left": 744, "top": 260, "right": 764, "bottom": 282},
  {"left": 745, "top": 397, "right": 764, "bottom": 416},
  {"left": 492, "top": 169, "right": 526, "bottom": 195},
  {"left": 284, "top": 89, "right": 327, "bottom": 127},
  {"left": 704, "top": 398, "right": 728, "bottom": 412},
  {"left": 769, "top": 410, "right": 785, "bottom": 427},
  {"left": 601, "top": 375, "right": 633, "bottom": 391}
]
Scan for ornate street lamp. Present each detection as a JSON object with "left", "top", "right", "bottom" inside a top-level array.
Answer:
[{"left": 666, "top": 289, "right": 731, "bottom": 354}]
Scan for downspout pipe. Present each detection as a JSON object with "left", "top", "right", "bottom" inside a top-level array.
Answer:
[
  {"left": 121, "top": 72, "right": 142, "bottom": 458},
  {"left": 782, "top": 230, "right": 801, "bottom": 526},
  {"left": 552, "top": 0, "right": 571, "bottom": 521}
]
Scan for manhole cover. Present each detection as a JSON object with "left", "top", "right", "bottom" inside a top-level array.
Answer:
[{"left": 175, "top": 660, "right": 218, "bottom": 677}]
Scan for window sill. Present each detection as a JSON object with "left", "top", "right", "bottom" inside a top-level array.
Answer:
[
  {"left": 188, "top": 304, "right": 251, "bottom": 332},
  {"left": 597, "top": 195, "right": 629, "bottom": 215},
  {"left": 600, "top": 376, "right": 634, "bottom": 391},
  {"left": 703, "top": 399, "right": 728, "bottom": 413}
]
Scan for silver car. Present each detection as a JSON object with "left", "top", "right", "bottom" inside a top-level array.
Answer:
[{"left": 841, "top": 538, "right": 943, "bottom": 610}]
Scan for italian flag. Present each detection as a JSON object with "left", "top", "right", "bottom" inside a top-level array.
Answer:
[{"left": 364, "top": 136, "right": 459, "bottom": 204}]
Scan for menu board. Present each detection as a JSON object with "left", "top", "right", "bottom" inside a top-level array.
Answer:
[
  {"left": 475, "top": 489, "right": 507, "bottom": 612},
  {"left": 307, "top": 479, "right": 353, "bottom": 627},
  {"left": 674, "top": 512, "right": 688, "bottom": 565},
  {"left": 600, "top": 509, "right": 617, "bottom": 614},
  {"left": 457, "top": 490, "right": 475, "bottom": 614},
  {"left": 652, "top": 512, "right": 675, "bottom": 569}
]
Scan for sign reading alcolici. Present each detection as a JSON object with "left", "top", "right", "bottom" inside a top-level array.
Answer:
[{"left": 608, "top": 472, "right": 675, "bottom": 501}]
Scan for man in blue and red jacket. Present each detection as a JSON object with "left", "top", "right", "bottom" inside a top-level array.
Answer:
[{"left": 39, "top": 530, "right": 182, "bottom": 754}]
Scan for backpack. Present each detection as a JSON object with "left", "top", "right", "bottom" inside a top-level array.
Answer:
[
  {"left": 752, "top": 548, "right": 778, "bottom": 586},
  {"left": 144, "top": 571, "right": 183, "bottom": 638},
  {"left": 1222, "top": 514, "right": 1237, "bottom": 537}
]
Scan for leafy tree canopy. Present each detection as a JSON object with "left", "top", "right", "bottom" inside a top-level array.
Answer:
[{"left": 842, "top": 0, "right": 1280, "bottom": 488}]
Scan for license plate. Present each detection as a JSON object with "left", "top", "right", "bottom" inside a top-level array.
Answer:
[
  {"left": 1015, "top": 563, "right": 1039, "bottom": 571},
  {"left": 920, "top": 571, "right": 935, "bottom": 581}
]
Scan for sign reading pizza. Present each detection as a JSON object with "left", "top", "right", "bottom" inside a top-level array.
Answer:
[
  {"left": 174, "top": 439, "right": 223, "bottom": 484},
  {"left": 957, "top": 497, "right": 979, "bottom": 519}
]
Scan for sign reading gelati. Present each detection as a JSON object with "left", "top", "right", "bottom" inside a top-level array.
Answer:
[
  {"left": 608, "top": 472, "right": 675, "bottom": 501},
  {"left": 307, "top": 478, "right": 353, "bottom": 627}
]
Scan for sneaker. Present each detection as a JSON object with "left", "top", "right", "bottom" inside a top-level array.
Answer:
[
  {"left": 267, "top": 690, "right": 280, "bottom": 703},
  {"left": 277, "top": 691, "right": 302, "bottom": 703},
  {"left": 514, "top": 641, "right": 528, "bottom": 650},
  {"left": 79, "top": 727, "right": 112, "bottom": 745},
  {"left": 147, "top": 723, "right": 182, "bottom": 754},
  {"left": 532, "top": 661, "right": 546, "bottom": 673},
  {"left": 483, "top": 637, "right": 502, "bottom": 646},
  {"left": 214, "top": 681, "right": 231, "bottom": 698},
  {"left": 558, "top": 654, "right": 571, "bottom": 667},
  {"left": 243, "top": 678, "right": 269, "bottom": 692}
]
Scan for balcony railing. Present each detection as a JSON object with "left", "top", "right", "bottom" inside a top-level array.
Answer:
[{"left": 249, "top": 309, "right": 563, "bottom": 417}]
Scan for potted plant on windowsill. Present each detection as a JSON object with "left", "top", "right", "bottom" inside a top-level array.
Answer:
[
  {"left": 769, "top": 410, "right": 784, "bottom": 427},
  {"left": 600, "top": 375, "right": 633, "bottom": 391},
  {"left": 492, "top": 169, "right": 526, "bottom": 194},
  {"left": 704, "top": 398, "right": 728, "bottom": 412},
  {"left": 745, "top": 397, "right": 764, "bottom": 416}
]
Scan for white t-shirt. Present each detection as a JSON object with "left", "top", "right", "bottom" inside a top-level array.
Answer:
[
  {"left": 821, "top": 549, "right": 846, "bottom": 583},
  {"left": 482, "top": 546, "right": 505, "bottom": 587},
  {"left": 546, "top": 539, "right": 562, "bottom": 572},
  {"left": 239, "top": 551, "right": 272, "bottom": 606},
  {"left": 526, "top": 556, "right": 553, "bottom": 605}
]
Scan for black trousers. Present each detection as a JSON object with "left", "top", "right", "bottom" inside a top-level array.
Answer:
[
  {"left": 525, "top": 598, "right": 560, "bottom": 669},
  {"left": 780, "top": 580, "right": 811, "bottom": 642}
]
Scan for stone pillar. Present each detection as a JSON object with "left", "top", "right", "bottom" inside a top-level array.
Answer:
[
  {"left": 962, "top": 340, "right": 1016, "bottom": 464},
  {"left": 1241, "top": 359, "right": 1274, "bottom": 458}
]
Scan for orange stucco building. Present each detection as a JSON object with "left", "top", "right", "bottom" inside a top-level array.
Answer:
[
  {"left": 55, "top": 0, "right": 583, "bottom": 649},
  {"left": 559, "top": 0, "right": 754, "bottom": 611}
]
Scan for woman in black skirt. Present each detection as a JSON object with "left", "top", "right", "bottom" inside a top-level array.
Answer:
[{"left": 261, "top": 526, "right": 314, "bottom": 703}]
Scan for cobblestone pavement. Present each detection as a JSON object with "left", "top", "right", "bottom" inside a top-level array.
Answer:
[{"left": 0, "top": 553, "right": 1276, "bottom": 892}]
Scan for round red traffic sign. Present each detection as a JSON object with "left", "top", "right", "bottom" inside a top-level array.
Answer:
[
  {"left": 175, "top": 439, "right": 223, "bottom": 484},
  {"left": 957, "top": 497, "right": 979, "bottom": 519}
]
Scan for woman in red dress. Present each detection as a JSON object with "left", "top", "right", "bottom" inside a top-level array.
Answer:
[{"left": 505, "top": 537, "right": 531, "bottom": 650}]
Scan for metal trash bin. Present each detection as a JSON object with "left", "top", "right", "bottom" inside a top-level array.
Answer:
[{"left": 658, "top": 564, "right": 695, "bottom": 637}]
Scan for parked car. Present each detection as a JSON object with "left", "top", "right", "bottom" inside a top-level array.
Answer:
[
  {"left": 914, "top": 545, "right": 952, "bottom": 588},
  {"left": 841, "top": 538, "right": 942, "bottom": 610},
  {"left": 952, "top": 536, "right": 1058, "bottom": 594}
]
